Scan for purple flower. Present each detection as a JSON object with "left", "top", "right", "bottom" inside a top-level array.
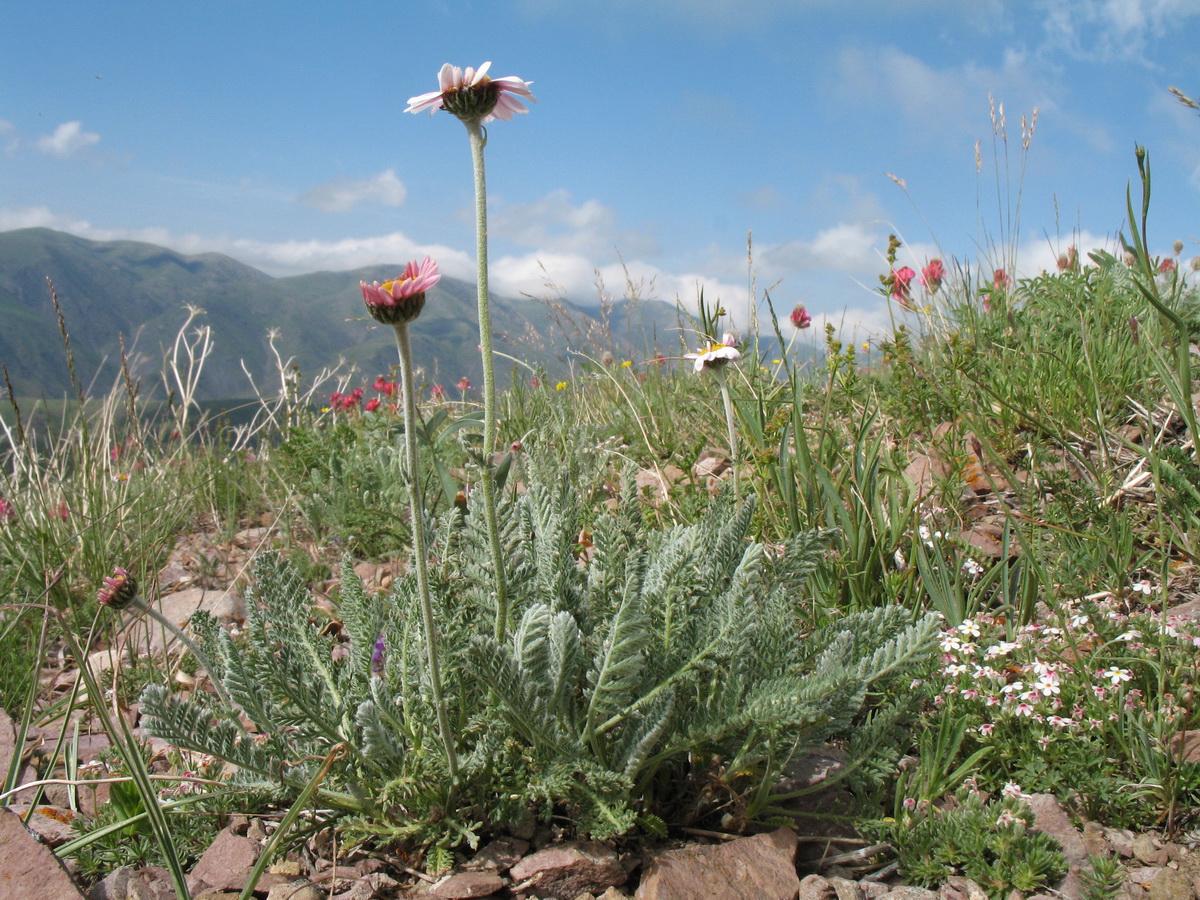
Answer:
[
  {"left": 789, "top": 303, "right": 812, "bottom": 329},
  {"left": 370, "top": 634, "right": 386, "bottom": 678}
]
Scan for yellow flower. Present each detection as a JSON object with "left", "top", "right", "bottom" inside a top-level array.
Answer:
[
  {"left": 556, "top": 381, "right": 568, "bottom": 391},
  {"left": 620, "top": 360, "right": 632, "bottom": 368}
]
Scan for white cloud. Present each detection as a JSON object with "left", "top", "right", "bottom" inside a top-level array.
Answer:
[
  {"left": 299, "top": 169, "right": 407, "bottom": 213},
  {"left": 490, "top": 189, "right": 659, "bottom": 257},
  {"left": 0, "top": 207, "right": 1132, "bottom": 350},
  {"left": 1038, "top": 0, "right": 1200, "bottom": 63},
  {"left": 761, "top": 222, "right": 884, "bottom": 275},
  {"left": 34, "top": 121, "right": 100, "bottom": 158},
  {"left": 834, "top": 45, "right": 1055, "bottom": 146}
]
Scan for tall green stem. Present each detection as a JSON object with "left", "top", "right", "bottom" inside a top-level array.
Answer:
[
  {"left": 464, "top": 118, "right": 511, "bottom": 640},
  {"left": 126, "top": 597, "right": 235, "bottom": 710},
  {"left": 393, "top": 321, "right": 459, "bottom": 783}
]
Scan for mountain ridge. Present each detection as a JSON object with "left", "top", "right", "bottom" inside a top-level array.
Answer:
[{"left": 0, "top": 228, "right": 688, "bottom": 402}]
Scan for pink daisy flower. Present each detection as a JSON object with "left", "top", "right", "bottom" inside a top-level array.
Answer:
[{"left": 406, "top": 62, "right": 536, "bottom": 124}]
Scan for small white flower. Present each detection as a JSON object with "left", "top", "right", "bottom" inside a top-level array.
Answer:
[
  {"left": 1098, "top": 666, "right": 1133, "bottom": 685},
  {"left": 684, "top": 333, "right": 741, "bottom": 374},
  {"left": 1001, "top": 781, "right": 1030, "bottom": 799},
  {"left": 1131, "top": 579, "right": 1153, "bottom": 595},
  {"left": 957, "top": 618, "right": 982, "bottom": 638},
  {"left": 984, "top": 640, "right": 1021, "bottom": 659}
]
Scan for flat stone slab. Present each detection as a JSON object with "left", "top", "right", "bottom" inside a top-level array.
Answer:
[
  {"left": 0, "top": 806, "right": 87, "bottom": 898},
  {"left": 635, "top": 828, "right": 799, "bottom": 900}
]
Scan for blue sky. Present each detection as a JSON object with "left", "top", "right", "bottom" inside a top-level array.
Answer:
[{"left": 3, "top": 0, "right": 1200, "bottom": 336}]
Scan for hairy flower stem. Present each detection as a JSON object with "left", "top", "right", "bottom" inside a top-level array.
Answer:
[
  {"left": 393, "top": 321, "right": 459, "bottom": 783},
  {"left": 464, "top": 119, "right": 511, "bottom": 640},
  {"left": 126, "top": 597, "right": 235, "bottom": 710},
  {"left": 716, "top": 368, "right": 741, "bottom": 501}
]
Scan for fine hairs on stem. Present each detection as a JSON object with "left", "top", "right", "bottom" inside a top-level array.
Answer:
[
  {"left": 464, "top": 120, "right": 511, "bottom": 641},
  {"left": 391, "top": 319, "right": 459, "bottom": 783}
]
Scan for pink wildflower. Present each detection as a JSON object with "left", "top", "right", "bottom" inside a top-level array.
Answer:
[
  {"left": 891, "top": 267, "right": 916, "bottom": 308},
  {"left": 978, "top": 723, "right": 995, "bottom": 736},
  {"left": 373, "top": 376, "right": 397, "bottom": 398},
  {"left": 406, "top": 62, "right": 536, "bottom": 124},
  {"left": 431, "top": 384, "right": 445, "bottom": 400},
  {"left": 364, "top": 398, "right": 381, "bottom": 413},
  {"left": 919, "top": 258, "right": 945, "bottom": 293},
  {"left": 789, "top": 303, "right": 812, "bottom": 329},
  {"left": 0, "top": 498, "right": 12, "bottom": 522},
  {"left": 97, "top": 566, "right": 138, "bottom": 610},
  {"left": 993, "top": 269, "right": 1012, "bottom": 290},
  {"left": 361, "top": 258, "right": 440, "bottom": 325},
  {"left": 457, "top": 377, "right": 471, "bottom": 393},
  {"left": 1159, "top": 258, "right": 1177, "bottom": 274}
]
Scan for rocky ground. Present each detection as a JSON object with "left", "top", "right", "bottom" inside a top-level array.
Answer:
[{"left": 5, "top": 516, "right": 1200, "bottom": 900}]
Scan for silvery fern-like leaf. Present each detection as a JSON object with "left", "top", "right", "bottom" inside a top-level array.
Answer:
[
  {"left": 337, "top": 555, "right": 384, "bottom": 684},
  {"left": 585, "top": 577, "right": 650, "bottom": 740},
  {"left": 514, "top": 603, "right": 553, "bottom": 680},
  {"left": 849, "top": 614, "right": 940, "bottom": 685},
  {"left": 356, "top": 692, "right": 406, "bottom": 773},
  {"left": 613, "top": 690, "right": 675, "bottom": 781},
  {"left": 141, "top": 685, "right": 278, "bottom": 781},
  {"left": 469, "top": 635, "right": 560, "bottom": 754},
  {"left": 547, "top": 609, "right": 586, "bottom": 729}
]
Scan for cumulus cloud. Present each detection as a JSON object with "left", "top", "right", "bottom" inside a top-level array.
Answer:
[
  {"left": 490, "top": 189, "right": 659, "bottom": 258},
  {"left": 490, "top": 249, "right": 745, "bottom": 315},
  {"left": 761, "top": 223, "right": 884, "bottom": 275},
  {"left": 0, "top": 204, "right": 1131, "bottom": 350},
  {"left": 299, "top": 169, "right": 407, "bottom": 213},
  {"left": 35, "top": 121, "right": 100, "bottom": 158}
]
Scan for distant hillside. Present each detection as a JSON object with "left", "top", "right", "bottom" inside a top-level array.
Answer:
[{"left": 0, "top": 228, "right": 694, "bottom": 403}]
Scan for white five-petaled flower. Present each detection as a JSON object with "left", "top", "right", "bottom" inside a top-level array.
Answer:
[
  {"left": 684, "top": 332, "right": 741, "bottom": 374},
  {"left": 1098, "top": 666, "right": 1133, "bottom": 685}
]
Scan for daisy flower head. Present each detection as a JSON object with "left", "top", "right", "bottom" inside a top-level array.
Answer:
[
  {"left": 406, "top": 62, "right": 536, "bottom": 124},
  {"left": 684, "top": 333, "right": 741, "bottom": 374},
  {"left": 361, "top": 257, "right": 440, "bottom": 325}
]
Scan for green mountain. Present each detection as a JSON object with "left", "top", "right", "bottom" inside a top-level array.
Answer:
[{"left": 0, "top": 228, "right": 689, "bottom": 402}]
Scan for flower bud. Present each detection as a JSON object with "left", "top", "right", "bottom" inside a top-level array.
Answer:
[{"left": 97, "top": 566, "right": 138, "bottom": 610}]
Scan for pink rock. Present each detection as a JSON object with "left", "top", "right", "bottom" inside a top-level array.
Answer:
[
  {"left": 509, "top": 841, "right": 626, "bottom": 899},
  {"left": 188, "top": 827, "right": 262, "bottom": 892},
  {"left": 0, "top": 807, "right": 87, "bottom": 898},
  {"left": 634, "top": 828, "right": 800, "bottom": 900},
  {"left": 427, "top": 871, "right": 506, "bottom": 898}
]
